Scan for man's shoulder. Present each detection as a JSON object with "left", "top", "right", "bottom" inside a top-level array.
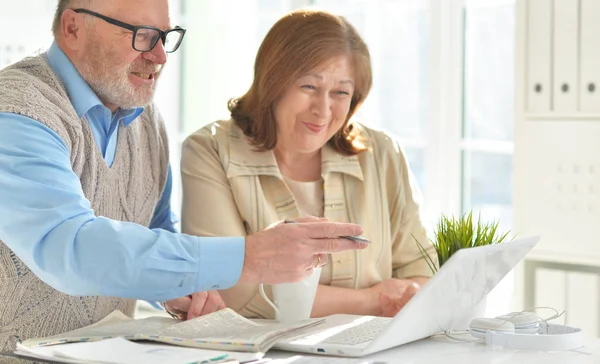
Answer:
[
  {"left": 0, "top": 54, "right": 62, "bottom": 93},
  {"left": 0, "top": 55, "right": 80, "bottom": 135},
  {"left": 138, "top": 103, "right": 162, "bottom": 124},
  {"left": 0, "top": 54, "right": 48, "bottom": 74},
  {"left": 133, "top": 104, "right": 170, "bottom": 153}
]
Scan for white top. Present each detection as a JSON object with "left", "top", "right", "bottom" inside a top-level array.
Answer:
[{"left": 283, "top": 176, "right": 332, "bottom": 285}]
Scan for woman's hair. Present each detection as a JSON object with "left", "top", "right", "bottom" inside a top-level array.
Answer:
[{"left": 228, "top": 8, "right": 372, "bottom": 155}]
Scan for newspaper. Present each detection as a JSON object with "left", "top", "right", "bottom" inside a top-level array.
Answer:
[{"left": 22, "top": 309, "right": 324, "bottom": 353}]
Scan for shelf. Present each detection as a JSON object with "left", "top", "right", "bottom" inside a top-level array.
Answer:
[
  {"left": 524, "top": 113, "right": 600, "bottom": 120},
  {"left": 524, "top": 249, "right": 600, "bottom": 268}
]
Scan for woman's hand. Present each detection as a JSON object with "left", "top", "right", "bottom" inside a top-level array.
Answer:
[
  {"left": 164, "top": 290, "right": 226, "bottom": 320},
  {"left": 364, "top": 278, "right": 422, "bottom": 317},
  {"left": 377, "top": 286, "right": 419, "bottom": 317}
]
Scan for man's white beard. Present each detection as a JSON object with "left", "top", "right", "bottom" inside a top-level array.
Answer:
[{"left": 79, "top": 47, "right": 158, "bottom": 109}]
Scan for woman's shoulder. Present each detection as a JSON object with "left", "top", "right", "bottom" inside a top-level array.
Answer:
[
  {"left": 353, "top": 123, "right": 415, "bottom": 195},
  {"left": 183, "top": 119, "right": 239, "bottom": 149},
  {"left": 186, "top": 119, "right": 237, "bottom": 139},
  {"left": 353, "top": 122, "right": 403, "bottom": 157}
]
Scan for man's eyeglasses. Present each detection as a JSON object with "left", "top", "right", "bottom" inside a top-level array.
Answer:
[{"left": 73, "top": 9, "right": 186, "bottom": 53}]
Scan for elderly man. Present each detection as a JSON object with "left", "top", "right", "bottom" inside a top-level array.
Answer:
[{"left": 0, "top": 0, "right": 366, "bottom": 352}]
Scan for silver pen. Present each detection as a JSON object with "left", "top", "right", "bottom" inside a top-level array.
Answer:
[{"left": 284, "top": 219, "right": 371, "bottom": 244}]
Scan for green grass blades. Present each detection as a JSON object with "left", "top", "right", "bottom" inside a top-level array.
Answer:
[{"left": 415, "top": 210, "right": 512, "bottom": 274}]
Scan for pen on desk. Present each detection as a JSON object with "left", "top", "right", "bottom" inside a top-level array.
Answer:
[
  {"left": 190, "top": 354, "right": 232, "bottom": 364},
  {"left": 284, "top": 219, "right": 371, "bottom": 244}
]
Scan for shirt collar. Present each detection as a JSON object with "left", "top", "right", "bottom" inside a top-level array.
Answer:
[
  {"left": 47, "top": 42, "right": 143, "bottom": 125},
  {"left": 226, "top": 121, "right": 364, "bottom": 181}
]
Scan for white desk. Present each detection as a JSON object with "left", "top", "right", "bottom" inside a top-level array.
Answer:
[{"left": 264, "top": 337, "right": 600, "bottom": 363}]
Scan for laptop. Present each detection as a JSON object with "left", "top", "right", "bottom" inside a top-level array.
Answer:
[{"left": 274, "top": 235, "right": 540, "bottom": 357}]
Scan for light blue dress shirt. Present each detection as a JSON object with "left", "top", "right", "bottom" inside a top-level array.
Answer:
[{"left": 0, "top": 43, "right": 245, "bottom": 301}]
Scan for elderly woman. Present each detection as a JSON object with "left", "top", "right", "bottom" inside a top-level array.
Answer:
[{"left": 181, "top": 9, "right": 437, "bottom": 319}]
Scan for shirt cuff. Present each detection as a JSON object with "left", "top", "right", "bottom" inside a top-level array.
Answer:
[{"left": 196, "top": 237, "right": 245, "bottom": 291}]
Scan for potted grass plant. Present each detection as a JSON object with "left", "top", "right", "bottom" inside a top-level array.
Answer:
[
  {"left": 415, "top": 210, "right": 513, "bottom": 274},
  {"left": 415, "top": 210, "right": 513, "bottom": 319}
]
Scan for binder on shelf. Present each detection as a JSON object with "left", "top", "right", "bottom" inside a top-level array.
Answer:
[
  {"left": 579, "top": 0, "right": 600, "bottom": 113},
  {"left": 526, "top": 0, "right": 553, "bottom": 113},
  {"left": 552, "top": 0, "right": 578, "bottom": 113}
]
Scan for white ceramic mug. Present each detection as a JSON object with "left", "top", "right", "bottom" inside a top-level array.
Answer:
[{"left": 258, "top": 268, "right": 322, "bottom": 322}]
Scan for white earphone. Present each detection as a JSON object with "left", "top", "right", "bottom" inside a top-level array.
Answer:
[{"left": 468, "top": 310, "right": 584, "bottom": 351}]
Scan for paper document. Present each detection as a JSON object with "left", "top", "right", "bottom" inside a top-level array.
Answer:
[
  {"left": 16, "top": 338, "right": 265, "bottom": 364},
  {"left": 270, "top": 356, "right": 387, "bottom": 364}
]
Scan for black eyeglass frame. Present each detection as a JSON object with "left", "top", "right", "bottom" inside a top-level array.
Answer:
[{"left": 72, "top": 8, "right": 186, "bottom": 53}]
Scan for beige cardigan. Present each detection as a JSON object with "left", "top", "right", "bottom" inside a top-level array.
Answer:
[{"left": 181, "top": 119, "right": 437, "bottom": 318}]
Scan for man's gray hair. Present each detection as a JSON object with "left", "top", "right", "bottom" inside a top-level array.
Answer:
[{"left": 52, "top": 0, "right": 94, "bottom": 35}]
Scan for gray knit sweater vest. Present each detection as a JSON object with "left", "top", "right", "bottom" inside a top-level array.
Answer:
[{"left": 0, "top": 54, "right": 170, "bottom": 354}]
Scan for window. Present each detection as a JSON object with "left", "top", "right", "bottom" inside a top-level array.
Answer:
[
  {"left": 0, "top": 2, "right": 55, "bottom": 69},
  {"left": 461, "top": 0, "right": 516, "bottom": 317},
  {"left": 462, "top": 0, "right": 515, "bottom": 231}
]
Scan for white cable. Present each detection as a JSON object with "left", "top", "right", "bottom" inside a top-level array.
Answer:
[
  {"left": 440, "top": 330, "right": 483, "bottom": 343},
  {"left": 521, "top": 306, "right": 569, "bottom": 333}
]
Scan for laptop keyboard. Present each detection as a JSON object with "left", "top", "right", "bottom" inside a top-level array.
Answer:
[{"left": 321, "top": 317, "right": 390, "bottom": 345}]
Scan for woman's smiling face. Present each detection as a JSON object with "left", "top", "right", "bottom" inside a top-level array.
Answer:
[{"left": 273, "top": 55, "right": 355, "bottom": 155}]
